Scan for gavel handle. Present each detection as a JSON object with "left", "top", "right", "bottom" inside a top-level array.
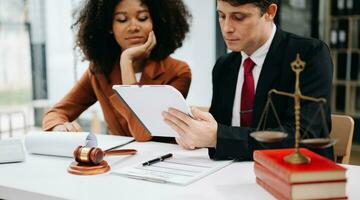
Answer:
[{"left": 104, "top": 149, "right": 137, "bottom": 156}]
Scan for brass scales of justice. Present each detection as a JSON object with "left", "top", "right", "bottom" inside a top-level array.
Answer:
[{"left": 250, "top": 54, "right": 336, "bottom": 164}]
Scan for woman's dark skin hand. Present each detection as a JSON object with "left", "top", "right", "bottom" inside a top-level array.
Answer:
[
  {"left": 120, "top": 31, "right": 157, "bottom": 84},
  {"left": 52, "top": 121, "right": 83, "bottom": 132}
]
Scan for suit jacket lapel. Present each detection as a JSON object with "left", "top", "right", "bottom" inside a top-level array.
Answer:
[
  {"left": 253, "top": 29, "right": 287, "bottom": 126},
  {"left": 222, "top": 53, "right": 242, "bottom": 124},
  {"left": 100, "top": 59, "right": 166, "bottom": 102}
]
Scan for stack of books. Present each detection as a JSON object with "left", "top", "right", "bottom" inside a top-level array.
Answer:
[{"left": 253, "top": 148, "right": 347, "bottom": 200}]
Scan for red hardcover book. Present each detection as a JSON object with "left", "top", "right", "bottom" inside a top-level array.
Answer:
[
  {"left": 255, "top": 162, "right": 347, "bottom": 200},
  {"left": 256, "top": 178, "right": 347, "bottom": 200},
  {"left": 253, "top": 148, "right": 346, "bottom": 183}
]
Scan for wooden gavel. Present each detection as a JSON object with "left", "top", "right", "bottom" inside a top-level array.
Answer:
[{"left": 73, "top": 146, "right": 137, "bottom": 165}]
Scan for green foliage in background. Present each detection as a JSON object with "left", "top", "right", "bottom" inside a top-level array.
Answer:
[{"left": 0, "top": 88, "right": 32, "bottom": 105}]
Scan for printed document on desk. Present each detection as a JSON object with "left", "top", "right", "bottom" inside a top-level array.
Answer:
[
  {"left": 112, "top": 85, "right": 192, "bottom": 137},
  {"left": 111, "top": 149, "right": 233, "bottom": 185},
  {"left": 25, "top": 131, "right": 134, "bottom": 157}
]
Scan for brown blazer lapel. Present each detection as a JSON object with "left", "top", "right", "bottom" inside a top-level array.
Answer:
[{"left": 139, "top": 60, "right": 165, "bottom": 84}]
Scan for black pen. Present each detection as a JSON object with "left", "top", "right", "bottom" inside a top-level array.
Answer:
[{"left": 142, "top": 153, "right": 173, "bottom": 166}]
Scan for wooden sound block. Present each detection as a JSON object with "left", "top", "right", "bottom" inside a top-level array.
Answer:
[{"left": 67, "top": 161, "right": 110, "bottom": 175}]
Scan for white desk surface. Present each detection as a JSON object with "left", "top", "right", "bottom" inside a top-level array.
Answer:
[{"left": 0, "top": 141, "right": 359, "bottom": 200}]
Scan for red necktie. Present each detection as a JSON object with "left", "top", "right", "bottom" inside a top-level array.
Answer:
[{"left": 241, "top": 57, "right": 255, "bottom": 127}]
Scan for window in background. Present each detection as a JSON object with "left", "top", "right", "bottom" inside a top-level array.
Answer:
[
  {"left": 0, "top": 0, "right": 33, "bottom": 137},
  {"left": 0, "top": 0, "right": 32, "bottom": 106},
  {"left": 280, "top": 0, "right": 312, "bottom": 37}
]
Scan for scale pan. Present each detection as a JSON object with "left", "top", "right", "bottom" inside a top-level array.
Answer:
[
  {"left": 300, "top": 138, "right": 337, "bottom": 148},
  {"left": 250, "top": 131, "right": 288, "bottom": 143}
]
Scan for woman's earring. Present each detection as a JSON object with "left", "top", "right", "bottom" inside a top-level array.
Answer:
[{"left": 109, "top": 31, "right": 113, "bottom": 34}]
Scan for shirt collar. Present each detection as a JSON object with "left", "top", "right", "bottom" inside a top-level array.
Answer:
[{"left": 241, "top": 23, "right": 277, "bottom": 67}]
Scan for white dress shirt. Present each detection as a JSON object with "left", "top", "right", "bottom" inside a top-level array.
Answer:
[
  {"left": 135, "top": 72, "right": 142, "bottom": 82},
  {"left": 231, "top": 23, "right": 277, "bottom": 126}
]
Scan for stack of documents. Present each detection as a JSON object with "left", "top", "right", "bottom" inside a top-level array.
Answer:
[
  {"left": 0, "top": 139, "right": 25, "bottom": 163},
  {"left": 112, "top": 149, "right": 232, "bottom": 185}
]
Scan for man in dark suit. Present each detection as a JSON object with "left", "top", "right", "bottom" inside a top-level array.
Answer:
[{"left": 162, "top": 0, "right": 333, "bottom": 160}]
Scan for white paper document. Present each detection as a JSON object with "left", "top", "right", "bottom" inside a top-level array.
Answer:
[
  {"left": 112, "top": 149, "right": 233, "bottom": 185},
  {"left": 112, "top": 85, "right": 192, "bottom": 137},
  {"left": 25, "top": 131, "right": 134, "bottom": 157},
  {"left": 0, "top": 139, "right": 25, "bottom": 163}
]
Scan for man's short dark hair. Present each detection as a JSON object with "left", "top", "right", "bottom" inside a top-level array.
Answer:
[{"left": 218, "top": 0, "right": 278, "bottom": 15}]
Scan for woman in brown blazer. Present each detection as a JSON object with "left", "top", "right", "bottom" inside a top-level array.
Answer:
[{"left": 42, "top": 0, "right": 192, "bottom": 141}]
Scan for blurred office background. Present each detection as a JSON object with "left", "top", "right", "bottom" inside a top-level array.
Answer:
[{"left": 1, "top": 0, "right": 360, "bottom": 163}]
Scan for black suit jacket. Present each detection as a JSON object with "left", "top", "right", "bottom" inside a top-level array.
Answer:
[{"left": 209, "top": 29, "right": 334, "bottom": 160}]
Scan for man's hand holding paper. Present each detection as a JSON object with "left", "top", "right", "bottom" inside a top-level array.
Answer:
[
  {"left": 113, "top": 85, "right": 192, "bottom": 137},
  {"left": 162, "top": 107, "right": 218, "bottom": 149}
]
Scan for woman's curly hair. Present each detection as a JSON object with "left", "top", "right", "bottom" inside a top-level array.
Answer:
[{"left": 73, "top": 0, "right": 192, "bottom": 77}]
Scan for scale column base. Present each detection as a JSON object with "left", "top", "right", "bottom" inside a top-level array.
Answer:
[{"left": 284, "top": 151, "right": 311, "bottom": 164}]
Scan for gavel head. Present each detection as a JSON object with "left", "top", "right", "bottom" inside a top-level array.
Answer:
[{"left": 73, "top": 146, "right": 105, "bottom": 165}]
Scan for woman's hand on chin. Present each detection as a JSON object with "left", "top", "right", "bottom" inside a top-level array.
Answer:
[{"left": 120, "top": 31, "right": 157, "bottom": 63}]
